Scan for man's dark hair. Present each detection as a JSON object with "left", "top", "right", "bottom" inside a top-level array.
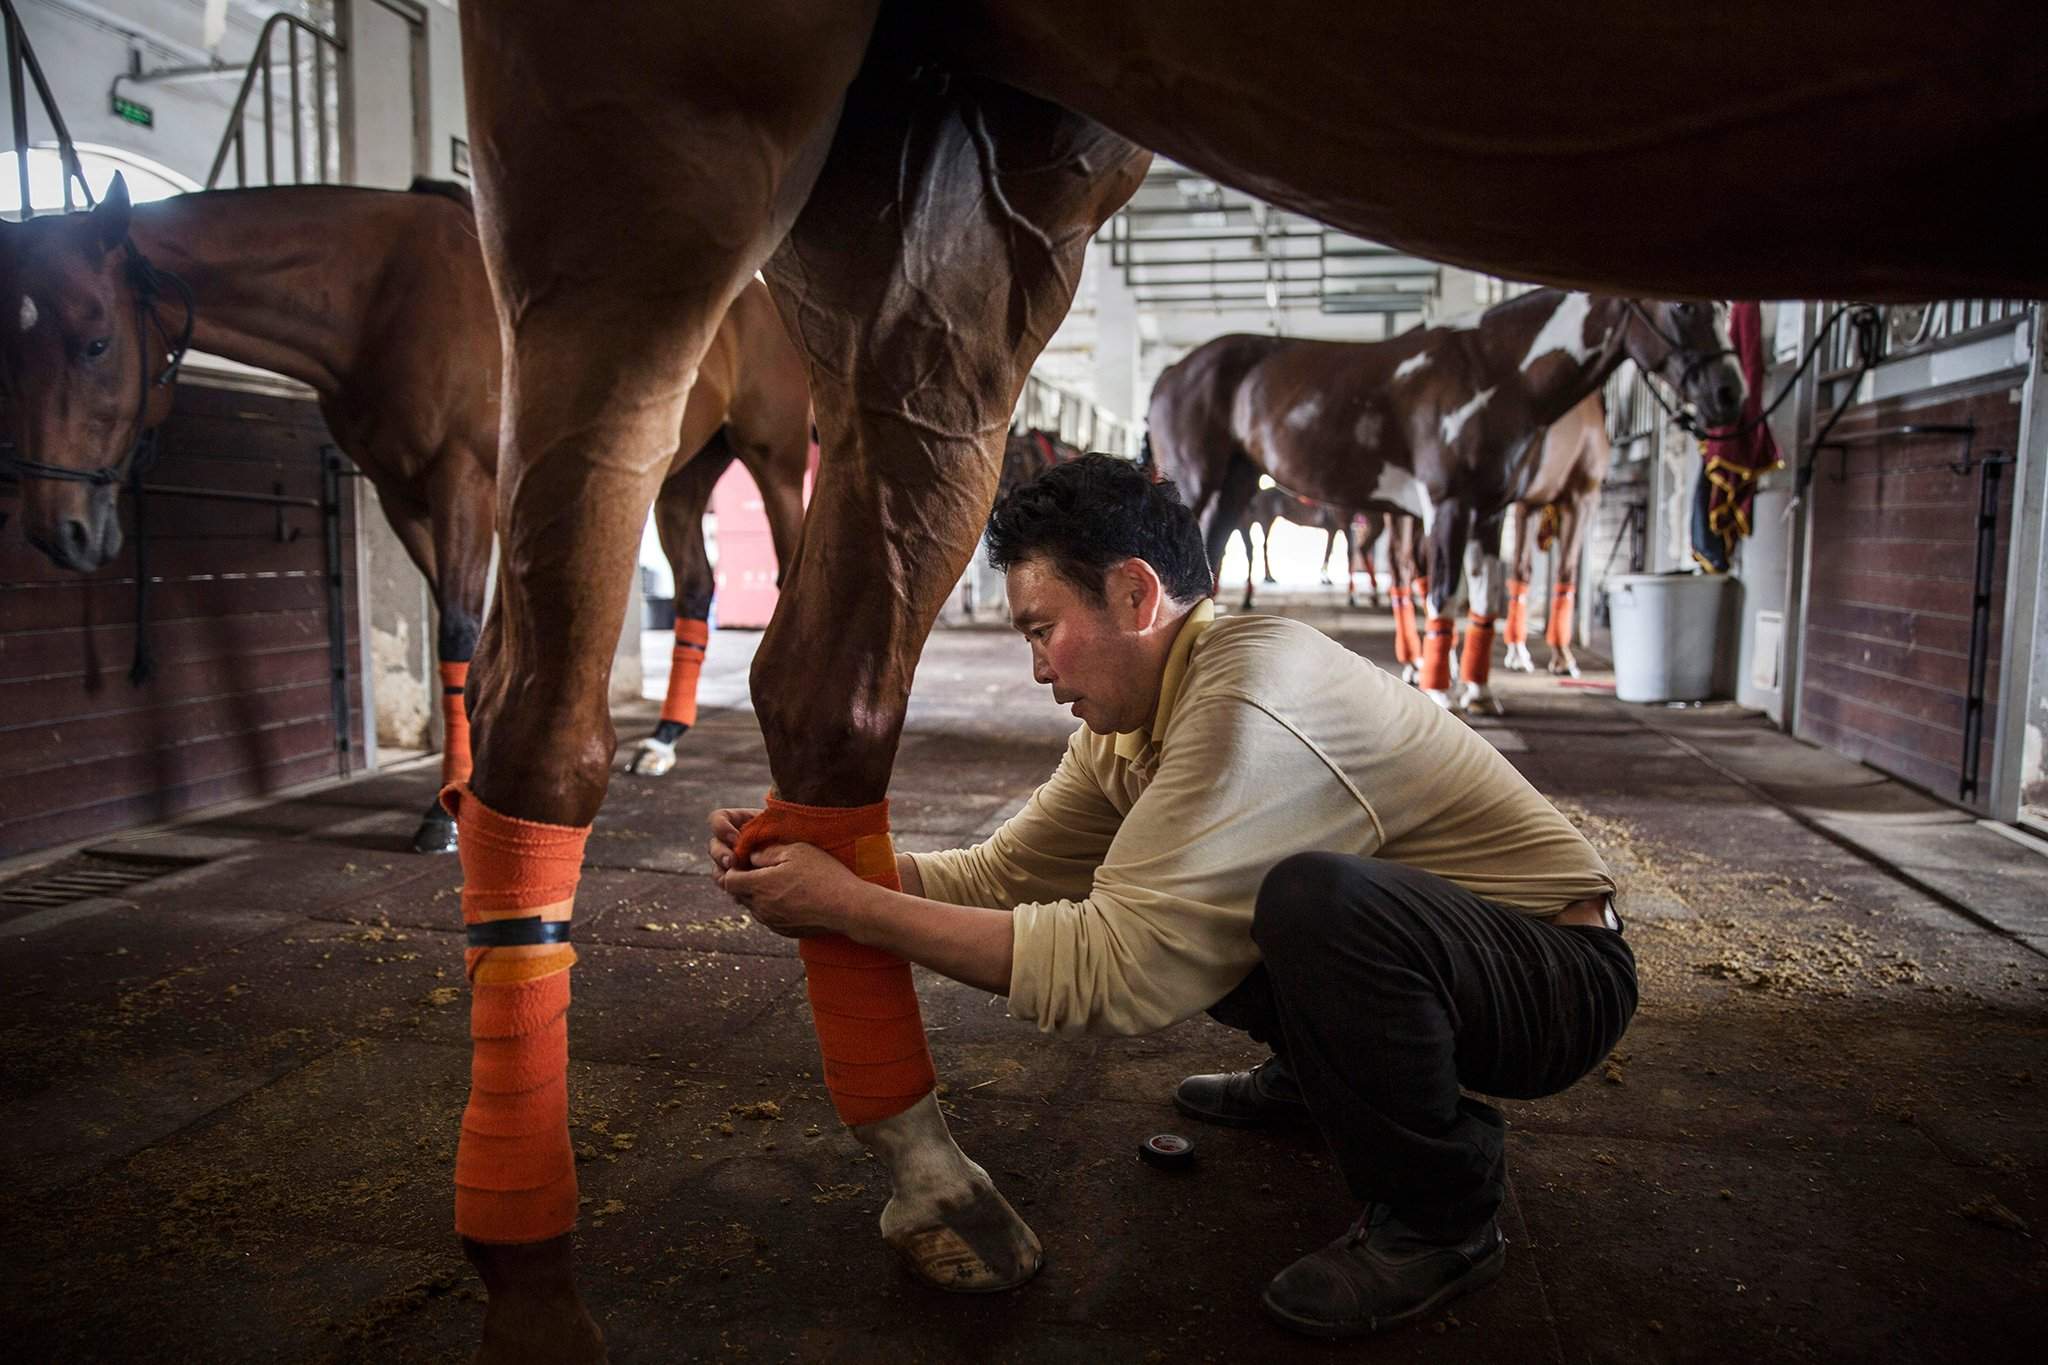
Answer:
[{"left": 985, "top": 452, "right": 1212, "bottom": 605}]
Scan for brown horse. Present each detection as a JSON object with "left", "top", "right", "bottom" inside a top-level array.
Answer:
[
  {"left": 957, "top": 426, "right": 1084, "bottom": 620},
  {"left": 449, "top": 3, "right": 2040, "bottom": 1354},
  {"left": 1148, "top": 290, "right": 1743, "bottom": 710},
  {"left": 1500, "top": 393, "right": 1611, "bottom": 680},
  {"left": 0, "top": 179, "right": 810, "bottom": 846},
  {"left": 1232, "top": 486, "right": 1360, "bottom": 609}
]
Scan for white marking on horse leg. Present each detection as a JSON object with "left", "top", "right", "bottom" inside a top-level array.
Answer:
[
  {"left": 1366, "top": 465, "right": 1437, "bottom": 537},
  {"left": 18, "top": 295, "right": 37, "bottom": 332},
  {"left": 856, "top": 1090, "right": 1041, "bottom": 1290},
  {"left": 1439, "top": 387, "right": 1494, "bottom": 445},
  {"left": 1520, "top": 292, "right": 1593, "bottom": 372},
  {"left": 627, "top": 735, "right": 677, "bottom": 776},
  {"left": 1393, "top": 351, "right": 1430, "bottom": 381}
]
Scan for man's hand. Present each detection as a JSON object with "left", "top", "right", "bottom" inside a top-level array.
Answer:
[
  {"left": 707, "top": 807, "right": 763, "bottom": 875},
  {"left": 719, "top": 842, "right": 865, "bottom": 939}
]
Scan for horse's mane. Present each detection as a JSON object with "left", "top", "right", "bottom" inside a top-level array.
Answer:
[{"left": 409, "top": 177, "right": 475, "bottom": 214}]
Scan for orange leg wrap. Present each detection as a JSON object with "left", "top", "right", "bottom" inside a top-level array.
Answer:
[
  {"left": 660, "top": 618, "right": 711, "bottom": 729},
  {"left": 1503, "top": 580, "right": 1531, "bottom": 647},
  {"left": 1461, "top": 613, "right": 1497, "bottom": 688},
  {"left": 1546, "top": 585, "right": 1578, "bottom": 649},
  {"left": 1419, "top": 615, "right": 1455, "bottom": 692},
  {"left": 731, "top": 796, "right": 936, "bottom": 1127},
  {"left": 439, "top": 661, "right": 473, "bottom": 788},
  {"left": 439, "top": 782, "right": 588, "bottom": 1245},
  {"left": 1392, "top": 594, "right": 1419, "bottom": 663}
]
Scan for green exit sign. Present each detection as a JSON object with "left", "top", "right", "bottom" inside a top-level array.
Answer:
[{"left": 111, "top": 95, "right": 154, "bottom": 129}]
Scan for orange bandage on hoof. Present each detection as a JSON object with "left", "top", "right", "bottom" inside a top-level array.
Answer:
[
  {"left": 731, "top": 796, "right": 936, "bottom": 1127},
  {"left": 661, "top": 618, "right": 711, "bottom": 729},
  {"left": 1546, "top": 585, "right": 1577, "bottom": 650},
  {"left": 439, "top": 661, "right": 473, "bottom": 787},
  {"left": 1503, "top": 580, "right": 1530, "bottom": 648},
  {"left": 439, "top": 782, "right": 587, "bottom": 1245},
  {"left": 1419, "top": 614, "right": 1455, "bottom": 692},
  {"left": 1391, "top": 594, "right": 1420, "bottom": 664},
  {"left": 1461, "top": 612, "right": 1497, "bottom": 688}
]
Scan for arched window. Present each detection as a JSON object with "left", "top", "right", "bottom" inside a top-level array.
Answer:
[{"left": 1, "top": 142, "right": 200, "bottom": 218}]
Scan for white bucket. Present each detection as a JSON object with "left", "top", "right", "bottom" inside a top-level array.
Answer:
[{"left": 1605, "top": 573, "right": 1730, "bottom": 703}]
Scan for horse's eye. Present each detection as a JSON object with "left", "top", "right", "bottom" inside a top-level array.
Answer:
[
  {"left": 83, "top": 337, "right": 111, "bottom": 360},
  {"left": 1673, "top": 302, "right": 1696, "bottom": 317}
]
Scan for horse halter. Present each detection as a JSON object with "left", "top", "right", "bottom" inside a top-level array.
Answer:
[
  {"left": 1617, "top": 299, "right": 1742, "bottom": 435},
  {"left": 0, "top": 241, "right": 197, "bottom": 489}
]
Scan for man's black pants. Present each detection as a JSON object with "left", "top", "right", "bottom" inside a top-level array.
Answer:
[{"left": 1208, "top": 853, "right": 1638, "bottom": 1241}]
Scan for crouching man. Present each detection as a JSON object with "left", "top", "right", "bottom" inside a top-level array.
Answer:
[{"left": 712, "top": 454, "right": 1635, "bottom": 1338}]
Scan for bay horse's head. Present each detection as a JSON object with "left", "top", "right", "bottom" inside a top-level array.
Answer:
[
  {"left": 0, "top": 175, "right": 190, "bottom": 571},
  {"left": 1617, "top": 300, "right": 1746, "bottom": 431}
]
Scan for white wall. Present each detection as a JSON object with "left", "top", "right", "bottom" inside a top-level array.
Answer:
[{"left": 4, "top": 0, "right": 278, "bottom": 188}]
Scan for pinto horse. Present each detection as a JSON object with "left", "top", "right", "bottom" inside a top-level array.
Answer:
[
  {"left": 0, "top": 179, "right": 810, "bottom": 847},
  {"left": 1232, "top": 487, "right": 1362, "bottom": 609},
  {"left": 1500, "top": 393, "right": 1612, "bottom": 679},
  {"left": 445, "top": 3, "right": 2039, "bottom": 1354},
  {"left": 1149, "top": 290, "right": 1745, "bottom": 710}
]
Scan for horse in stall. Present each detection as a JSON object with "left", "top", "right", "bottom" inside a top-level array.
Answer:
[
  {"left": 1148, "top": 290, "right": 1744, "bottom": 711},
  {"left": 1231, "top": 487, "right": 1368, "bottom": 609},
  {"left": 956, "top": 426, "right": 1083, "bottom": 620},
  {"left": 0, "top": 178, "right": 811, "bottom": 845},
  {"left": 1377, "top": 393, "right": 1612, "bottom": 687},
  {"left": 435, "top": 1, "right": 2032, "bottom": 1352},
  {"left": 1500, "top": 393, "right": 1611, "bottom": 678}
]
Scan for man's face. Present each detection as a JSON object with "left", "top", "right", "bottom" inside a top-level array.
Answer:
[{"left": 1006, "top": 556, "right": 1156, "bottom": 735}]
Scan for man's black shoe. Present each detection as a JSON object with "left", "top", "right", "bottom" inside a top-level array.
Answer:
[
  {"left": 1172, "top": 1055, "right": 1311, "bottom": 1129},
  {"left": 1261, "top": 1204, "right": 1506, "bottom": 1339}
]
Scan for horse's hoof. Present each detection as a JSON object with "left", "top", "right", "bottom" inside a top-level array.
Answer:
[
  {"left": 883, "top": 1181, "right": 1043, "bottom": 1293},
  {"left": 1549, "top": 654, "right": 1581, "bottom": 679},
  {"left": 1400, "top": 663, "right": 1419, "bottom": 686},
  {"left": 466, "top": 1237, "right": 608, "bottom": 1365},
  {"left": 1457, "top": 684, "right": 1504, "bottom": 716},
  {"left": 412, "top": 809, "right": 459, "bottom": 856},
  {"left": 857, "top": 1091, "right": 1043, "bottom": 1294},
  {"left": 627, "top": 737, "right": 676, "bottom": 776},
  {"left": 1423, "top": 688, "right": 1453, "bottom": 710},
  {"left": 1503, "top": 643, "right": 1535, "bottom": 672}
]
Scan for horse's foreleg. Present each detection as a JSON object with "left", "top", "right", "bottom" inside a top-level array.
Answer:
[
  {"left": 1418, "top": 503, "right": 1472, "bottom": 708},
  {"left": 1202, "top": 457, "right": 1262, "bottom": 587},
  {"left": 408, "top": 453, "right": 496, "bottom": 852},
  {"left": 1548, "top": 490, "right": 1597, "bottom": 677},
  {"left": 630, "top": 438, "right": 737, "bottom": 777},
  {"left": 752, "top": 75, "right": 1145, "bottom": 1293},
  {"left": 1457, "top": 516, "right": 1508, "bottom": 716},
  {"left": 1238, "top": 522, "right": 1257, "bottom": 608},
  {"left": 454, "top": 3, "right": 862, "bottom": 1356},
  {"left": 1501, "top": 502, "right": 1537, "bottom": 674}
]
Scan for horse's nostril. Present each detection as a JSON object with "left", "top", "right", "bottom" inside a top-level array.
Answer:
[{"left": 63, "top": 518, "right": 91, "bottom": 552}]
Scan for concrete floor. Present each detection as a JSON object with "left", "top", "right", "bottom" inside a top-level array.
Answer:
[{"left": 4, "top": 597, "right": 2045, "bottom": 1363}]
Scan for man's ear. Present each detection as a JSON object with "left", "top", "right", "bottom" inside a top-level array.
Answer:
[{"left": 1111, "top": 557, "right": 1166, "bottom": 629}]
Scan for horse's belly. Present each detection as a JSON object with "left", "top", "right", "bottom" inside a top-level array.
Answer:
[{"left": 944, "top": 0, "right": 2044, "bottom": 299}]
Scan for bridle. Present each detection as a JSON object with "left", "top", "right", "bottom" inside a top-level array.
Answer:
[
  {"left": 2, "top": 240, "right": 196, "bottom": 685},
  {"left": 1618, "top": 300, "right": 1740, "bottom": 439},
  {"left": 1, "top": 240, "right": 196, "bottom": 489},
  {"left": 1620, "top": 298, "right": 1883, "bottom": 444}
]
